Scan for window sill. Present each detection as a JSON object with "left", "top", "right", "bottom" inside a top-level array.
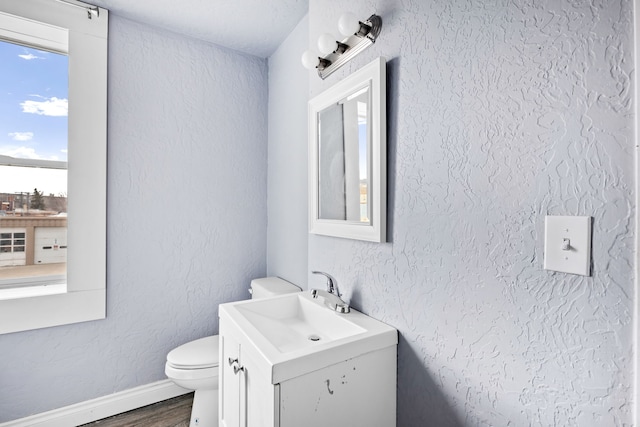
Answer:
[
  {"left": 0, "top": 283, "right": 66, "bottom": 301},
  {"left": 0, "top": 288, "right": 105, "bottom": 334}
]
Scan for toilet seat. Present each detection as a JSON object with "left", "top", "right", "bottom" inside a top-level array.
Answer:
[
  {"left": 166, "top": 335, "right": 219, "bottom": 370},
  {"left": 166, "top": 362, "right": 218, "bottom": 379}
]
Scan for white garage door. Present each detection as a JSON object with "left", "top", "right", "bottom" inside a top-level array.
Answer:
[{"left": 35, "top": 227, "right": 67, "bottom": 264}]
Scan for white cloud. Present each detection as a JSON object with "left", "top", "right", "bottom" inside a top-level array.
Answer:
[
  {"left": 8, "top": 132, "right": 34, "bottom": 141},
  {"left": 18, "top": 53, "right": 41, "bottom": 60},
  {"left": 21, "top": 97, "right": 68, "bottom": 117}
]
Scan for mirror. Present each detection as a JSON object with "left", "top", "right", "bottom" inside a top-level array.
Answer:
[
  {"left": 318, "top": 86, "right": 369, "bottom": 223},
  {"left": 309, "top": 57, "right": 386, "bottom": 242}
]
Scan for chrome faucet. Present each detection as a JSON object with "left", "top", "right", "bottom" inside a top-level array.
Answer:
[{"left": 311, "top": 271, "right": 350, "bottom": 313}]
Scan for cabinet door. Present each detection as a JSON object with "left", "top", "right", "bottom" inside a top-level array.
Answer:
[
  {"left": 220, "top": 333, "right": 242, "bottom": 427},
  {"left": 219, "top": 317, "right": 278, "bottom": 427},
  {"left": 278, "top": 347, "right": 397, "bottom": 427},
  {"left": 244, "top": 348, "right": 277, "bottom": 426}
]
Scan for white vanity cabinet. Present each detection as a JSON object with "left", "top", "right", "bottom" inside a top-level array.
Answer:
[{"left": 219, "top": 293, "right": 398, "bottom": 427}]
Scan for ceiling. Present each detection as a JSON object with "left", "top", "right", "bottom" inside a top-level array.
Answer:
[{"left": 89, "top": 0, "right": 309, "bottom": 58}]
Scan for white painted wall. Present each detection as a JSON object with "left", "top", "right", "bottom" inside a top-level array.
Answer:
[
  {"left": 266, "top": 15, "right": 309, "bottom": 287},
  {"left": 304, "top": 0, "right": 635, "bottom": 425},
  {"left": 0, "top": 16, "right": 268, "bottom": 422}
]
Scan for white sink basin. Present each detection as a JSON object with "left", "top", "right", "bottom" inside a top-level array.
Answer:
[
  {"left": 219, "top": 291, "right": 397, "bottom": 383},
  {"left": 234, "top": 293, "right": 365, "bottom": 353}
]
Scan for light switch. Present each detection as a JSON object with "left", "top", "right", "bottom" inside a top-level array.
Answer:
[{"left": 544, "top": 215, "right": 592, "bottom": 276}]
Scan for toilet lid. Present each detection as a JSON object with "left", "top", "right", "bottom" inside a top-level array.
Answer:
[{"left": 167, "top": 335, "right": 219, "bottom": 369}]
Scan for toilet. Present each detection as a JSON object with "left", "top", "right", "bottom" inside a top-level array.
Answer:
[{"left": 165, "top": 277, "right": 301, "bottom": 427}]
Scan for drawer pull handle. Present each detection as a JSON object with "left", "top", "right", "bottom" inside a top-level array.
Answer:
[{"left": 228, "top": 357, "right": 244, "bottom": 374}]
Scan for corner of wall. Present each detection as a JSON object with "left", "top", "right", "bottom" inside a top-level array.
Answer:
[{"left": 266, "top": 13, "right": 310, "bottom": 289}]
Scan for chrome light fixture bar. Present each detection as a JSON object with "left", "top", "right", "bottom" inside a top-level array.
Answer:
[{"left": 302, "top": 13, "right": 382, "bottom": 80}]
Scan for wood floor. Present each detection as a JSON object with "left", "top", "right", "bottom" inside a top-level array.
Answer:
[{"left": 78, "top": 393, "right": 194, "bottom": 427}]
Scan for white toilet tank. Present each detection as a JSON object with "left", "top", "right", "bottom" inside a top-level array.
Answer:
[{"left": 249, "top": 276, "right": 301, "bottom": 299}]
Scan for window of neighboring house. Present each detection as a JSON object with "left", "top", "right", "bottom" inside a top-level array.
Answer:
[
  {"left": 0, "top": 231, "right": 26, "bottom": 254},
  {"left": 0, "top": 0, "right": 107, "bottom": 334}
]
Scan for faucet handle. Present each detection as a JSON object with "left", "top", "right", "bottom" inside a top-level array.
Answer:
[
  {"left": 311, "top": 271, "right": 339, "bottom": 296},
  {"left": 308, "top": 288, "right": 351, "bottom": 314},
  {"left": 335, "top": 303, "right": 350, "bottom": 314}
]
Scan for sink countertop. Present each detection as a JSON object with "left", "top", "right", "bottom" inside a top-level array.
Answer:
[{"left": 219, "top": 292, "right": 398, "bottom": 384}]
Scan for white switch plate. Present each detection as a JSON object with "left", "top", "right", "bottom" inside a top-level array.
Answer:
[{"left": 544, "top": 215, "right": 592, "bottom": 276}]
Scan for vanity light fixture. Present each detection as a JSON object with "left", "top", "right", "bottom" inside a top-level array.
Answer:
[{"left": 301, "top": 12, "right": 382, "bottom": 80}]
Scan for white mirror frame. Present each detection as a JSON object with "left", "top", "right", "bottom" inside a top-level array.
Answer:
[{"left": 309, "top": 57, "right": 386, "bottom": 242}]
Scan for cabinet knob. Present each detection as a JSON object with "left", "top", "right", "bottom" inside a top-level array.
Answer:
[{"left": 228, "top": 357, "right": 245, "bottom": 374}]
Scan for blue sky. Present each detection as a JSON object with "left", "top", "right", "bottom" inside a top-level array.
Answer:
[{"left": 0, "top": 39, "right": 68, "bottom": 195}]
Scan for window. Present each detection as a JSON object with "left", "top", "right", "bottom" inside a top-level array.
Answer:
[
  {"left": 0, "top": 31, "right": 69, "bottom": 291},
  {"left": 0, "top": 0, "right": 107, "bottom": 334},
  {"left": 0, "top": 231, "right": 26, "bottom": 254}
]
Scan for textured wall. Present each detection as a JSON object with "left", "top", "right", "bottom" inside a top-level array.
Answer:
[
  {"left": 0, "top": 16, "right": 268, "bottom": 421},
  {"left": 306, "top": 1, "right": 634, "bottom": 425},
  {"left": 267, "top": 15, "right": 309, "bottom": 287}
]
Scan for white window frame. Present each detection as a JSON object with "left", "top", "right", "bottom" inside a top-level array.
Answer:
[{"left": 0, "top": 0, "right": 107, "bottom": 334}]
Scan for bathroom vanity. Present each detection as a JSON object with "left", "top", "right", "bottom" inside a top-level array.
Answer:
[{"left": 218, "top": 291, "right": 397, "bottom": 427}]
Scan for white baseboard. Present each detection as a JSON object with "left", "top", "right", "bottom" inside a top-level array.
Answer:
[{"left": 0, "top": 380, "right": 191, "bottom": 427}]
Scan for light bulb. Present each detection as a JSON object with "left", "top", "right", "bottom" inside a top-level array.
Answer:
[
  {"left": 317, "top": 33, "right": 338, "bottom": 55},
  {"left": 301, "top": 50, "right": 320, "bottom": 70},
  {"left": 338, "top": 12, "right": 360, "bottom": 36}
]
